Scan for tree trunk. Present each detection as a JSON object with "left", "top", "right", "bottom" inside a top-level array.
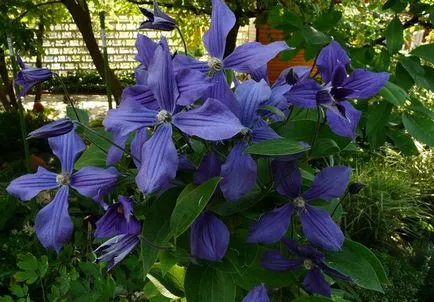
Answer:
[
  {"left": 62, "top": 0, "right": 122, "bottom": 103},
  {"left": 224, "top": 17, "right": 241, "bottom": 58},
  {"left": 0, "top": 48, "right": 18, "bottom": 110},
  {"left": 34, "top": 21, "right": 44, "bottom": 104},
  {"left": 0, "top": 79, "right": 12, "bottom": 111}
]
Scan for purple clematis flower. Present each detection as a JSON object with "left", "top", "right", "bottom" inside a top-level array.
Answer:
[
  {"left": 27, "top": 118, "right": 74, "bottom": 139},
  {"left": 220, "top": 79, "right": 280, "bottom": 201},
  {"left": 242, "top": 284, "right": 270, "bottom": 302},
  {"left": 94, "top": 233, "right": 140, "bottom": 270},
  {"left": 286, "top": 41, "right": 389, "bottom": 139},
  {"left": 261, "top": 238, "right": 351, "bottom": 297},
  {"left": 248, "top": 161, "right": 351, "bottom": 251},
  {"left": 6, "top": 130, "right": 120, "bottom": 252},
  {"left": 173, "top": 0, "right": 289, "bottom": 112},
  {"left": 103, "top": 37, "right": 243, "bottom": 193},
  {"left": 95, "top": 196, "right": 141, "bottom": 238},
  {"left": 194, "top": 151, "right": 222, "bottom": 185},
  {"left": 15, "top": 55, "right": 53, "bottom": 98},
  {"left": 139, "top": 0, "right": 176, "bottom": 31},
  {"left": 190, "top": 212, "right": 229, "bottom": 262}
]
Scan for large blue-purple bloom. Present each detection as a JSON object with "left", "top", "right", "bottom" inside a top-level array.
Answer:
[
  {"left": 190, "top": 212, "right": 229, "bottom": 262},
  {"left": 7, "top": 130, "right": 120, "bottom": 252},
  {"left": 286, "top": 41, "right": 389, "bottom": 139},
  {"left": 95, "top": 196, "right": 141, "bottom": 238},
  {"left": 173, "top": 0, "right": 289, "bottom": 113},
  {"left": 104, "top": 37, "right": 243, "bottom": 194},
  {"left": 220, "top": 79, "right": 280, "bottom": 201},
  {"left": 139, "top": 0, "right": 176, "bottom": 31},
  {"left": 15, "top": 55, "right": 53, "bottom": 98},
  {"left": 242, "top": 284, "right": 270, "bottom": 302},
  {"left": 261, "top": 238, "right": 351, "bottom": 297},
  {"left": 248, "top": 162, "right": 351, "bottom": 251}
]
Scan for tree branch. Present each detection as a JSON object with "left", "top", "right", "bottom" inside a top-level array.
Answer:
[{"left": 15, "top": 0, "right": 63, "bottom": 22}]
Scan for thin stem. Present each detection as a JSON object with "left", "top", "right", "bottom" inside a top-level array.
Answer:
[
  {"left": 331, "top": 191, "right": 349, "bottom": 218},
  {"left": 309, "top": 106, "right": 322, "bottom": 153},
  {"left": 40, "top": 278, "right": 46, "bottom": 302},
  {"left": 139, "top": 235, "right": 173, "bottom": 250},
  {"left": 175, "top": 25, "right": 188, "bottom": 55},
  {"left": 75, "top": 121, "right": 141, "bottom": 164},
  {"left": 54, "top": 73, "right": 81, "bottom": 122}
]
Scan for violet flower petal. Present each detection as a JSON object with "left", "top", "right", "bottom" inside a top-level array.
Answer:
[
  {"left": 176, "top": 68, "right": 214, "bottom": 106},
  {"left": 242, "top": 284, "right": 270, "bottom": 302},
  {"left": 172, "top": 98, "right": 243, "bottom": 141},
  {"left": 247, "top": 204, "right": 294, "bottom": 244},
  {"left": 317, "top": 40, "right": 350, "bottom": 83},
  {"left": 286, "top": 79, "right": 321, "bottom": 109},
  {"left": 303, "top": 267, "right": 331, "bottom": 297},
  {"left": 326, "top": 101, "right": 361, "bottom": 139},
  {"left": 71, "top": 167, "right": 120, "bottom": 202},
  {"left": 6, "top": 166, "right": 58, "bottom": 201},
  {"left": 48, "top": 130, "right": 85, "bottom": 174},
  {"left": 194, "top": 151, "right": 222, "bottom": 185},
  {"left": 35, "top": 186, "right": 72, "bottom": 252},
  {"left": 343, "top": 69, "right": 390, "bottom": 100},
  {"left": 272, "top": 160, "right": 301, "bottom": 199},
  {"left": 299, "top": 204, "right": 344, "bottom": 251},
  {"left": 135, "top": 33, "right": 158, "bottom": 68},
  {"left": 136, "top": 124, "right": 178, "bottom": 194},
  {"left": 261, "top": 250, "right": 304, "bottom": 272},
  {"left": 220, "top": 142, "right": 257, "bottom": 201}
]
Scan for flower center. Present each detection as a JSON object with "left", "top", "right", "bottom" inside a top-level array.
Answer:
[
  {"left": 208, "top": 57, "right": 223, "bottom": 72},
  {"left": 294, "top": 196, "right": 305, "bottom": 208},
  {"left": 303, "top": 259, "right": 314, "bottom": 270},
  {"left": 56, "top": 172, "right": 71, "bottom": 186},
  {"left": 240, "top": 127, "right": 251, "bottom": 136},
  {"left": 117, "top": 205, "right": 124, "bottom": 215},
  {"left": 157, "top": 110, "right": 172, "bottom": 123}
]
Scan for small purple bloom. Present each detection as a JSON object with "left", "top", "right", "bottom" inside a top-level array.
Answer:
[
  {"left": 6, "top": 131, "right": 120, "bottom": 252},
  {"left": 27, "top": 118, "right": 74, "bottom": 139},
  {"left": 194, "top": 151, "right": 222, "bottom": 185},
  {"left": 95, "top": 196, "right": 141, "bottom": 238},
  {"left": 15, "top": 55, "right": 53, "bottom": 98},
  {"left": 286, "top": 41, "right": 389, "bottom": 139},
  {"left": 261, "top": 238, "right": 351, "bottom": 297},
  {"left": 104, "top": 37, "right": 243, "bottom": 193},
  {"left": 94, "top": 234, "right": 140, "bottom": 270},
  {"left": 242, "top": 284, "right": 270, "bottom": 302},
  {"left": 248, "top": 162, "right": 351, "bottom": 251},
  {"left": 139, "top": 0, "right": 176, "bottom": 31},
  {"left": 190, "top": 212, "right": 229, "bottom": 262}
]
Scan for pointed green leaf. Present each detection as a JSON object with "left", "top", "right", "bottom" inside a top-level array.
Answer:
[
  {"left": 67, "top": 106, "right": 89, "bottom": 125},
  {"left": 310, "top": 138, "right": 340, "bottom": 158},
  {"left": 246, "top": 138, "right": 309, "bottom": 156},
  {"left": 147, "top": 264, "right": 185, "bottom": 299},
  {"left": 184, "top": 265, "right": 236, "bottom": 302},
  {"left": 74, "top": 144, "right": 107, "bottom": 169},
  {"left": 402, "top": 113, "right": 434, "bottom": 146},
  {"left": 300, "top": 26, "right": 331, "bottom": 45},
  {"left": 385, "top": 17, "right": 403, "bottom": 54},
  {"left": 170, "top": 177, "right": 221, "bottom": 237},
  {"left": 379, "top": 81, "right": 407, "bottom": 106},
  {"left": 411, "top": 44, "right": 434, "bottom": 64},
  {"left": 386, "top": 129, "right": 418, "bottom": 156}
]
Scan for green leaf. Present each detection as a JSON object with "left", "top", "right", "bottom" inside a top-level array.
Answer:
[
  {"left": 258, "top": 105, "right": 286, "bottom": 120},
  {"left": 82, "top": 127, "right": 113, "bottom": 151},
  {"left": 74, "top": 144, "right": 107, "bottom": 169},
  {"left": 66, "top": 106, "right": 89, "bottom": 125},
  {"left": 366, "top": 102, "right": 392, "bottom": 148},
  {"left": 398, "top": 56, "right": 433, "bottom": 91},
  {"left": 385, "top": 16, "right": 403, "bottom": 54},
  {"left": 147, "top": 264, "right": 185, "bottom": 299},
  {"left": 170, "top": 177, "right": 221, "bottom": 237},
  {"left": 78, "top": 262, "right": 100, "bottom": 279},
  {"left": 310, "top": 138, "right": 340, "bottom": 158},
  {"left": 402, "top": 113, "right": 434, "bottom": 146},
  {"left": 246, "top": 138, "right": 309, "bottom": 156},
  {"left": 379, "top": 81, "right": 407, "bottom": 106},
  {"left": 386, "top": 129, "right": 418, "bottom": 156},
  {"left": 14, "top": 270, "right": 38, "bottom": 284},
  {"left": 10, "top": 284, "right": 28, "bottom": 298},
  {"left": 293, "top": 297, "right": 332, "bottom": 302},
  {"left": 325, "top": 239, "right": 387, "bottom": 293},
  {"left": 16, "top": 254, "right": 38, "bottom": 272},
  {"left": 38, "top": 256, "right": 48, "bottom": 278},
  {"left": 411, "top": 44, "right": 434, "bottom": 64},
  {"left": 184, "top": 265, "right": 236, "bottom": 302},
  {"left": 158, "top": 249, "right": 190, "bottom": 277},
  {"left": 268, "top": 6, "right": 303, "bottom": 30},
  {"left": 300, "top": 26, "right": 332, "bottom": 45},
  {"left": 395, "top": 62, "right": 415, "bottom": 91},
  {"left": 314, "top": 10, "right": 342, "bottom": 32},
  {"left": 382, "top": 0, "right": 408, "bottom": 12},
  {"left": 140, "top": 188, "right": 180, "bottom": 278},
  {"left": 409, "top": 98, "right": 434, "bottom": 119}
]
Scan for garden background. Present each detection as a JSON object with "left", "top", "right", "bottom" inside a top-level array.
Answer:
[{"left": 1, "top": 0, "right": 434, "bottom": 301}]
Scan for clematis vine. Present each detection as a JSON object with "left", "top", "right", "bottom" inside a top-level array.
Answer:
[
  {"left": 7, "top": 130, "right": 119, "bottom": 251},
  {"left": 261, "top": 238, "right": 351, "bottom": 297},
  {"left": 286, "top": 40, "right": 389, "bottom": 139},
  {"left": 103, "top": 36, "right": 243, "bottom": 194},
  {"left": 248, "top": 162, "right": 352, "bottom": 251}
]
